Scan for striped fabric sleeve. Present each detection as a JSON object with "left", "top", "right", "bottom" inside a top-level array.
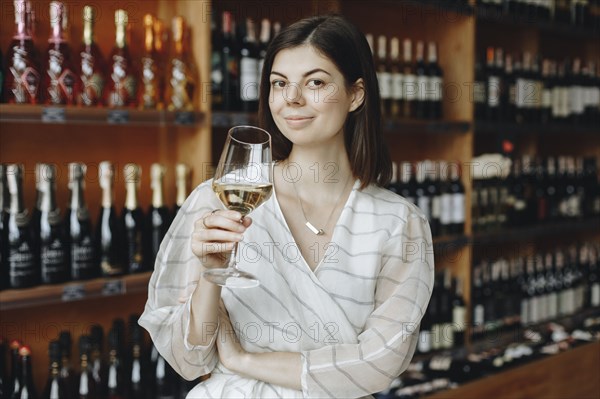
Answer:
[
  {"left": 301, "top": 211, "right": 435, "bottom": 398},
  {"left": 139, "top": 182, "right": 222, "bottom": 380}
]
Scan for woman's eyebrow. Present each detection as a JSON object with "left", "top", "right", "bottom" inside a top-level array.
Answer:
[{"left": 270, "top": 68, "right": 332, "bottom": 79}]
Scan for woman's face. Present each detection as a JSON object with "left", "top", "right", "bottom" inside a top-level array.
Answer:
[{"left": 268, "top": 45, "right": 363, "bottom": 149}]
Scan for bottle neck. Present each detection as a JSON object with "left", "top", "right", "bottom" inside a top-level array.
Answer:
[
  {"left": 83, "top": 20, "right": 94, "bottom": 46},
  {"left": 50, "top": 21, "right": 64, "bottom": 43},
  {"left": 39, "top": 180, "right": 57, "bottom": 212},
  {"left": 101, "top": 183, "right": 114, "bottom": 208},
  {"left": 115, "top": 24, "right": 126, "bottom": 49},
  {"left": 69, "top": 179, "right": 86, "bottom": 210},
  {"left": 13, "top": 1, "right": 29, "bottom": 39},
  {"left": 151, "top": 179, "right": 164, "bottom": 208},
  {"left": 176, "top": 178, "right": 187, "bottom": 206},
  {"left": 125, "top": 182, "right": 138, "bottom": 210},
  {"left": 144, "top": 24, "right": 154, "bottom": 54}
]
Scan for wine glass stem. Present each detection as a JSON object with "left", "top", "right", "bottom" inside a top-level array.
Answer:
[{"left": 229, "top": 241, "right": 239, "bottom": 269}]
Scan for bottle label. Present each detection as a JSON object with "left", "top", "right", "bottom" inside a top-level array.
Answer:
[
  {"left": 452, "top": 305, "right": 466, "bottom": 329},
  {"left": 141, "top": 56, "right": 159, "bottom": 109},
  {"left": 474, "top": 304, "right": 484, "bottom": 325},
  {"left": 570, "top": 86, "right": 584, "bottom": 114},
  {"left": 9, "top": 45, "right": 41, "bottom": 103},
  {"left": 417, "top": 329, "right": 432, "bottom": 353},
  {"left": 551, "top": 86, "right": 561, "bottom": 117},
  {"left": 108, "top": 55, "right": 136, "bottom": 107},
  {"left": 451, "top": 193, "right": 465, "bottom": 224},
  {"left": 211, "top": 51, "right": 223, "bottom": 86},
  {"left": 429, "top": 76, "right": 443, "bottom": 101},
  {"left": 542, "top": 88, "right": 552, "bottom": 109},
  {"left": 8, "top": 240, "right": 36, "bottom": 282},
  {"left": 72, "top": 236, "right": 96, "bottom": 276},
  {"left": 240, "top": 57, "right": 259, "bottom": 102},
  {"left": 417, "top": 75, "right": 429, "bottom": 101},
  {"left": 169, "top": 59, "right": 193, "bottom": 110},
  {"left": 509, "top": 83, "right": 516, "bottom": 106},
  {"left": 127, "top": 227, "right": 145, "bottom": 273},
  {"left": 515, "top": 78, "right": 531, "bottom": 108},
  {"left": 488, "top": 75, "right": 501, "bottom": 107},
  {"left": 80, "top": 52, "right": 104, "bottom": 106},
  {"left": 391, "top": 72, "right": 404, "bottom": 100},
  {"left": 534, "top": 80, "right": 543, "bottom": 109},
  {"left": 520, "top": 297, "right": 530, "bottom": 326},
  {"left": 559, "top": 87, "right": 570, "bottom": 117},
  {"left": 431, "top": 196, "right": 441, "bottom": 219},
  {"left": 591, "top": 283, "right": 600, "bottom": 307},
  {"left": 47, "top": 49, "right": 77, "bottom": 104},
  {"left": 440, "top": 193, "right": 452, "bottom": 225},
  {"left": 403, "top": 74, "right": 417, "bottom": 101},
  {"left": 377, "top": 71, "right": 392, "bottom": 99},
  {"left": 41, "top": 239, "right": 67, "bottom": 274}
]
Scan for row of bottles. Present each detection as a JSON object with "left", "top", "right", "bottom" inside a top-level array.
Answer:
[
  {"left": 211, "top": 11, "right": 281, "bottom": 112},
  {"left": 3, "top": 1, "right": 197, "bottom": 110},
  {"left": 471, "top": 155, "right": 600, "bottom": 233},
  {"left": 0, "top": 162, "right": 191, "bottom": 290},
  {"left": 471, "top": 240, "right": 600, "bottom": 340},
  {"left": 0, "top": 318, "right": 197, "bottom": 399},
  {"left": 367, "top": 35, "right": 444, "bottom": 120},
  {"left": 477, "top": 0, "right": 600, "bottom": 29},
  {"left": 474, "top": 47, "right": 600, "bottom": 125},
  {"left": 388, "top": 160, "right": 465, "bottom": 238},
  {"left": 417, "top": 269, "right": 467, "bottom": 354}
]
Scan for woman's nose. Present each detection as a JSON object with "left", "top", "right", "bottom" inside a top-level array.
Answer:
[{"left": 283, "top": 83, "right": 306, "bottom": 106}]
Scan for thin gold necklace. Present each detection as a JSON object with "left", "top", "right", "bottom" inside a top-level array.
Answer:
[{"left": 291, "top": 173, "right": 352, "bottom": 235}]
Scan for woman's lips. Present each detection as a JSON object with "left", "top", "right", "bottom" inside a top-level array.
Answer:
[{"left": 284, "top": 116, "right": 314, "bottom": 128}]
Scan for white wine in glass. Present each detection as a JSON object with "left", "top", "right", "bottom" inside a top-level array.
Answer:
[{"left": 203, "top": 126, "right": 273, "bottom": 288}]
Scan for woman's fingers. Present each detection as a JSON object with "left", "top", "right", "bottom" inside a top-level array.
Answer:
[
  {"left": 198, "top": 210, "right": 248, "bottom": 233},
  {"left": 194, "top": 228, "right": 243, "bottom": 243}
]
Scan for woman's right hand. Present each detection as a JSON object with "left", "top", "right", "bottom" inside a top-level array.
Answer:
[{"left": 191, "top": 209, "right": 252, "bottom": 269}]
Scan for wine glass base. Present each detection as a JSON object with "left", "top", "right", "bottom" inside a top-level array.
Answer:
[{"left": 202, "top": 268, "right": 260, "bottom": 288}]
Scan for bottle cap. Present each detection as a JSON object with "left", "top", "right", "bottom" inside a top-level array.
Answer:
[
  {"left": 79, "top": 335, "right": 92, "bottom": 356},
  {"left": 48, "top": 340, "right": 61, "bottom": 362},
  {"left": 83, "top": 5, "right": 95, "bottom": 22},
  {"left": 115, "top": 9, "right": 128, "bottom": 25},
  {"left": 172, "top": 16, "right": 185, "bottom": 42},
  {"left": 49, "top": 1, "right": 63, "bottom": 27},
  {"left": 19, "top": 345, "right": 32, "bottom": 357},
  {"left": 59, "top": 331, "right": 72, "bottom": 357}
]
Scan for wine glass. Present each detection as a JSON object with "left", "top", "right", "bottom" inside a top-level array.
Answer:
[{"left": 203, "top": 126, "right": 273, "bottom": 288}]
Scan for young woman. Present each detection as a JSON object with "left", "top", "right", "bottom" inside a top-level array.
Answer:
[{"left": 139, "top": 14, "right": 434, "bottom": 398}]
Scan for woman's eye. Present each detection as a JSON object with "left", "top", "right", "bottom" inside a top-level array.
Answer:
[
  {"left": 271, "top": 80, "right": 286, "bottom": 88},
  {"left": 307, "top": 79, "right": 324, "bottom": 88}
]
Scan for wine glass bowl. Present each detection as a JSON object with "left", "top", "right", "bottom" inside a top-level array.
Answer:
[{"left": 203, "top": 126, "right": 273, "bottom": 288}]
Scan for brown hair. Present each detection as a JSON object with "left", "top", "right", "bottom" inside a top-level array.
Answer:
[{"left": 257, "top": 14, "right": 391, "bottom": 189}]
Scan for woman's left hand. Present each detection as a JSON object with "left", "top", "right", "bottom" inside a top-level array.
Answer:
[{"left": 216, "top": 309, "right": 247, "bottom": 372}]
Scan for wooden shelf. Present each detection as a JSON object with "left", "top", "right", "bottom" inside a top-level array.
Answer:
[
  {"left": 475, "top": 120, "right": 600, "bottom": 136},
  {"left": 433, "top": 234, "right": 470, "bottom": 252},
  {"left": 472, "top": 217, "right": 600, "bottom": 244},
  {"left": 384, "top": 0, "right": 474, "bottom": 15},
  {"left": 0, "top": 104, "right": 204, "bottom": 127},
  {"left": 0, "top": 272, "right": 151, "bottom": 311},
  {"left": 476, "top": 8, "right": 600, "bottom": 39}
]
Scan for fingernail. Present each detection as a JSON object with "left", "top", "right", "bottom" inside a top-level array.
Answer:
[{"left": 237, "top": 234, "right": 244, "bottom": 241}]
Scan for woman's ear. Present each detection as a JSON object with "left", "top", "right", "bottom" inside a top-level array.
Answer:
[{"left": 349, "top": 78, "right": 366, "bottom": 112}]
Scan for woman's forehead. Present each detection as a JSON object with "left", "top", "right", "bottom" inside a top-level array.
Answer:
[{"left": 271, "top": 45, "right": 338, "bottom": 75}]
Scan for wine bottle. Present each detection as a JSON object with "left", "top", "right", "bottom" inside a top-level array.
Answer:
[
  {"left": 17, "top": 346, "right": 36, "bottom": 399},
  {"left": 430, "top": 273, "right": 443, "bottom": 351},
  {"left": 426, "top": 42, "right": 443, "bottom": 120},
  {"left": 485, "top": 47, "right": 501, "bottom": 121},
  {"left": 75, "top": 335, "right": 97, "bottom": 399},
  {"left": 474, "top": 55, "right": 486, "bottom": 120},
  {"left": 425, "top": 160, "right": 441, "bottom": 237},
  {"left": 139, "top": 14, "right": 160, "bottom": 110},
  {"left": 148, "top": 164, "right": 169, "bottom": 265},
  {"left": 43, "top": 1, "right": 77, "bottom": 105},
  {"left": 210, "top": 12, "right": 223, "bottom": 110},
  {"left": 79, "top": 5, "right": 106, "bottom": 107},
  {"left": 89, "top": 325, "right": 106, "bottom": 397},
  {"left": 122, "top": 164, "right": 146, "bottom": 274},
  {"left": 128, "top": 321, "right": 146, "bottom": 399},
  {"left": 471, "top": 265, "right": 485, "bottom": 340},
  {"left": 153, "top": 18, "right": 167, "bottom": 110},
  {"left": 173, "top": 163, "right": 191, "bottom": 217},
  {"left": 221, "top": 11, "right": 239, "bottom": 111},
  {"left": 106, "top": 323, "right": 125, "bottom": 399},
  {"left": 0, "top": 49, "right": 4, "bottom": 101},
  {"left": 439, "top": 269, "right": 454, "bottom": 350},
  {"left": 106, "top": 10, "right": 136, "bottom": 107},
  {"left": 450, "top": 162, "right": 466, "bottom": 235},
  {"left": 59, "top": 331, "right": 76, "bottom": 399},
  {"left": 96, "top": 161, "right": 124, "bottom": 277},
  {"left": 0, "top": 339, "right": 6, "bottom": 398},
  {"left": 37, "top": 164, "right": 69, "bottom": 285},
  {"left": 65, "top": 163, "right": 97, "bottom": 281},
  {"left": 414, "top": 41, "right": 428, "bottom": 120},
  {"left": 0, "top": 165, "right": 9, "bottom": 290},
  {"left": 258, "top": 18, "right": 271, "bottom": 90},
  {"left": 401, "top": 39, "right": 416, "bottom": 119},
  {"left": 153, "top": 348, "right": 176, "bottom": 399},
  {"left": 398, "top": 162, "right": 416, "bottom": 205},
  {"left": 4, "top": 0, "right": 41, "bottom": 104},
  {"left": 6, "top": 164, "right": 38, "bottom": 289},
  {"left": 540, "top": 59, "right": 553, "bottom": 124},
  {"left": 376, "top": 36, "right": 392, "bottom": 117},
  {"left": 452, "top": 276, "right": 467, "bottom": 347},
  {"left": 41, "top": 340, "right": 68, "bottom": 399},
  {"left": 166, "top": 16, "right": 197, "bottom": 111},
  {"left": 414, "top": 161, "right": 431, "bottom": 227},
  {"left": 504, "top": 53, "right": 516, "bottom": 123},
  {"left": 8, "top": 340, "right": 21, "bottom": 398},
  {"left": 588, "top": 243, "right": 600, "bottom": 308},
  {"left": 389, "top": 37, "right": 402, "bottom": 118},
  {"left": 239, "top": 18, "right": 259, "bottom": 112}
]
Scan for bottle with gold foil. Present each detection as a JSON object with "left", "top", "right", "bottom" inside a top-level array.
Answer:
[
  {"left": 153, "top": 19, "right": 167, "bottom": 108},
  {"left": 165, "top": 17, "right": 197, "bottom": 111},
  {"left": 106, "top": 10, "right": 137, "bottom": 107},
  {"left": 147, "top": 164, "right": 169, "bottom": 264},
  {"left": 4, "top": 0, "right": 41, "bottom": 104},
  {"left": 79, "top": 5, "right": 105, "bottom": 106},
  {"left": 43, "top": 1, "right": 78, "bottom": 105},
  {"left": 173, "top": 163, "right": 191, "bottom": 216},
  {"left": 139, "top": 14, "right": 160, "bottom": 109},
  {"left": 122, "top": 164, "right": 146, "bottom": 273}
]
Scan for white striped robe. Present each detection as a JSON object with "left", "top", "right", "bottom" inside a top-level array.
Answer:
[{"left": 139, "top": 179, "right": 434, "bottom": 398}]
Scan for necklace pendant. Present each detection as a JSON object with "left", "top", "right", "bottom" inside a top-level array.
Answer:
[{"left": 305, "top": 221, "right": 324, "bottom": 235}]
